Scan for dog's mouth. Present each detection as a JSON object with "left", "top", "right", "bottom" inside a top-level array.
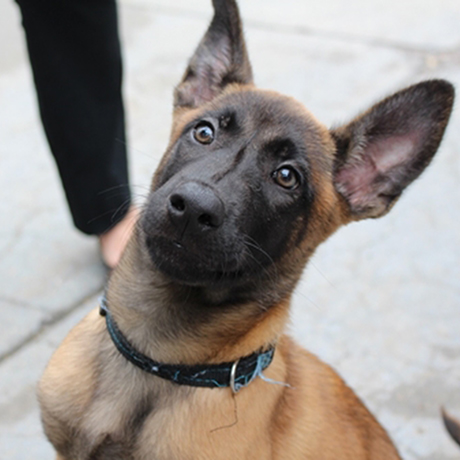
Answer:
[{"left": 145, "top": 234, "right": 246, "bottom": 286}]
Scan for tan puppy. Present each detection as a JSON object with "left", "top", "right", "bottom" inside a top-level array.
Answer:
[{"left": 38, "top": 1, "right": 454, "bottom": 458}]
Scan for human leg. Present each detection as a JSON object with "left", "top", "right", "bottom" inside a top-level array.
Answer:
[{"left": 15, "top": 0, "right": 132, "bottom": 237}]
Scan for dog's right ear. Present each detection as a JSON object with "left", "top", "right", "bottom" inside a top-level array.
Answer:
[
  {"left": 174, "top": 0, "right": 253, "bottom": 109},
  {"left": 331, "top": 80, "right": 454, "bottom": 220}
]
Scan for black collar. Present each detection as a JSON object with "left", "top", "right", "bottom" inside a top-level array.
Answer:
[{"left": 99, "top": 296, "right": 275, "bottom": 393}]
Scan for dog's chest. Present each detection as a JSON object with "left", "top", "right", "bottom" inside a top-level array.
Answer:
[
  {"left": 133, "top": 385, "right": 275, "bottom": 460},
  {"left": 73, "top": 384, "right": 152, "bottom": 459},
  {"left": 82, "top": 383, "right": 274, "bottom": 460}
]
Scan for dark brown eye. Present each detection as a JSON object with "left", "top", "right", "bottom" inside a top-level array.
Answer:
[
  {"left": 193, "top": 122, "right": 215, "bottom": 144},
  {"left": 273, "top": 166, "right": 299, "bottom": 189}
]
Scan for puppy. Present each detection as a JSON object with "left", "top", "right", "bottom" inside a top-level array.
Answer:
[{"left": 38, "top": 1, "right": 454, "bottom": 458}]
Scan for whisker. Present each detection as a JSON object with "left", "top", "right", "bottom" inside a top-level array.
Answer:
[
  {"left": 241, "top": 235, "right": 279, "bottom": 285},
  {"left": 110, "top": 198, "right": 133, "bottom": 223},
  {"left": 115, "top": 138, "right": 158, "bottom": 160},
  {"left": 243, "top": 235, "right": 275, "bottom": 265},
  {"left": 309, "top": 260, "right": 336, "bottom": 289},
  {"left": 294, "top": 290, "right": 323, "bottom": 311},
  {"left": 96, "top": 183, "right": 131, "bottom": 195},
  {"left": 294, "top": 278, "right": 324, "bottom": 311},
  {"left": 239, "top": 242, "right": 279, "bottom": 292}
]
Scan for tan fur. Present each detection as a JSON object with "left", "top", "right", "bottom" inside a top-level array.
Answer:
[
  {"left": 40, "top": 307, "right": 399, "bottom": 459},
  {"left": 38, "top": 2, "right": 454, "bottom": 457},
  {"left": 39, "top": 206, "right": 401, "bottom": 459},
  {"left": 38, "top": 89, "right": 403, "bottom": 460}
]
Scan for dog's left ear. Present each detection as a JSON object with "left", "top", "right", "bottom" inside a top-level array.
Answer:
[
  {"left": 331, "top": 80, "right": 454, "bottom": 220},
  {"left": 174, "top": 0, "right": 253, "bottom": 109}
]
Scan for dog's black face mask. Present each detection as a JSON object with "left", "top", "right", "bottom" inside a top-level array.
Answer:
[{"left": 141, "top": 91, "right": 322, "bottom": 287}]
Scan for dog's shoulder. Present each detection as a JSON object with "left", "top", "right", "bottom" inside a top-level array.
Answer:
[
  {"left": 38, "top": 308, "right": 103, "bottom": 417},
  {"left": 272, "top": 336, "right": 401, "bottom": 459},
  {"left": 37, "top": 308, "right": 107, "bottom": 455}
]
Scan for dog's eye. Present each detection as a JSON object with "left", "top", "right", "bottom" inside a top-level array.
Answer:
[
  {"left": 272, "top": 166, "right": 299, "bottom": 189},
  {"left": 193, "top": 122, "right": 215, "bottom": 144}
]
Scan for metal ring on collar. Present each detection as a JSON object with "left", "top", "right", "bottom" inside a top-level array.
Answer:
[{"left": 229, "top": 358, "right": 240, "bottom": 394}]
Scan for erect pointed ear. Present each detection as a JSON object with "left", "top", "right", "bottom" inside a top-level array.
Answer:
[
  {"left": 331, "top": 80, "right": 454, "bottom": 220},
  {"left": 174, "top": 0, "right": 253, "bottom": 109}
]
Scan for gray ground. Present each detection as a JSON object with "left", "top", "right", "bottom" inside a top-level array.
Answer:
[{"left": 1, "top": 0, "right": 459, "bottom": 458}]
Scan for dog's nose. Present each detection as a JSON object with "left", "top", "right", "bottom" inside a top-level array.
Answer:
[{"left": 168, "top": 182, "right": 224, "bottom": 233}]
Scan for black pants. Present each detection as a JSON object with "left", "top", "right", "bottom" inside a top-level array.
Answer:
[{"left": 15, "top": 0, "right": 131, "bottom": 235}]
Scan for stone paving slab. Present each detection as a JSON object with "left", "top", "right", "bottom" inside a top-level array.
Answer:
[
  {"left": 0, "top": 300, "right": 43, "bottom": 360},
  {"left": 122, "top": 0, "right": 460, "bottom": 50},
  {"left": 0, "top": 295, "right": 98, "bottom": 460}
]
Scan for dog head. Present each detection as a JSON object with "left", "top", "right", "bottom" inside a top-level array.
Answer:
[{"left": 140, "top": 0, "right": 454, "bottom": 305}]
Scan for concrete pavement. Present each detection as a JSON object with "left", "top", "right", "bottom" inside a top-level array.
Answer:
[{"left": 0, "top": 0, "right": 459, "bottom": 458}]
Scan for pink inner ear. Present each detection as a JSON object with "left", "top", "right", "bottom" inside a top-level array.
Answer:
[
  {"left": 336, "top": 131, "right": 421, "bottom": 210},
  {"left": 370, "top": 132, "right": 420, "bottom": 173}
]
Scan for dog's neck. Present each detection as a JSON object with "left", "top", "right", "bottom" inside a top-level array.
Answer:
[{"left": 105, "top": 230, "right": 291, "bottom": 366}]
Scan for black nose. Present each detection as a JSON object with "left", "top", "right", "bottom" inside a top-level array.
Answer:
[{"left": 168, "top": 182, "right": 224, "bottom": 234}]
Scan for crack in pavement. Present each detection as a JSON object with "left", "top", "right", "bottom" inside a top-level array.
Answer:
[{"left": 0, "top": 285, "right": 103, "bottom": 364}]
